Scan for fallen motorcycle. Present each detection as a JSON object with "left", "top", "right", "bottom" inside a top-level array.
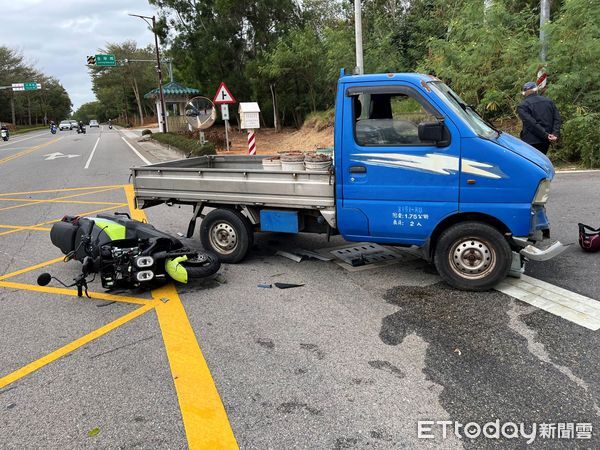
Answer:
[{"left": 38, "top": 213, "right": 220, "bottom": 296}]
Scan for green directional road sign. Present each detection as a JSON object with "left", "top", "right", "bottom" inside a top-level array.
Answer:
[
  {"left": 95, "top": 54, "right": 116, "bottom": 67},
  {"left": 23, "top": 82, "right": 40, "bottom": 91}
]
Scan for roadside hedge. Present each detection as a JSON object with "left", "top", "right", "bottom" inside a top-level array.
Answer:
[{"left": 151, "top": 132, "right": 216, "bottom": 156}]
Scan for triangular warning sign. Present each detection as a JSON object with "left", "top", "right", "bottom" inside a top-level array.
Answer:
[{"left": 213, "top": 82, "right": 236, "bottom": 104}]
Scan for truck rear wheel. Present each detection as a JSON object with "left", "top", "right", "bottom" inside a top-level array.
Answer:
[
  {"left": 434, "top": 222, "right": 511, "bottom": 291},
  {"left": 199, "top": 209, "right": 254, "bottom": 263}
]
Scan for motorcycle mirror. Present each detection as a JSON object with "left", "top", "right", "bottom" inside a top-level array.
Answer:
[{"left": 37, "top": 273, "right": 52, "bottom": 286}]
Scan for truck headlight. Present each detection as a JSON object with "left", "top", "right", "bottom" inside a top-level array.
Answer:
[{"left": 533, "top": 179, "right": 551, "bottom": 205}]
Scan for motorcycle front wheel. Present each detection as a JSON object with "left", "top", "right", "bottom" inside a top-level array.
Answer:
[
  {"left": 182, "top": 251, "right": 221, "bottom": 278},
  {"left": 166, "top": 251, "right": 221, "bottom": 282}
]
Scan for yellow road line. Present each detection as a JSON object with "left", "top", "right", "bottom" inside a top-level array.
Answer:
[
  {"left": 0, "top": 304, "right": 154, "bottom": 390},
  {"left": 124, "top": 184, "right": 238, "bottom": 448},
  {"left": 124, "top": 184, "right": 146, "bottom": 221},
  {"left": 0, "top": 256, "right": 64, "bottom": 281},
  {"left": 0, "top": 224, "right": 50, "bottom": 232},
  {"left": 0, "top": 184, "right": 127, "bottom": 198},
  {"left": 0, "top": 186, "right": 121, "bottom": 213},
  {"left": 0, "top": 136, "right": 63, "bottom": 165},
  {"left": 0, "top": 203, "right": 128, "bottom": 237},
  {"left": 0, "top": 198, "right": 122, "bottom": 206},
  {"left": 152, "top": 284, "right": 238, "bottom": 449},
  {"left": 0, "top": 280, "right": 151, "bottom": 305}
]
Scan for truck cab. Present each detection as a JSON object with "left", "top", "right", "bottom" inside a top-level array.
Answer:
[{"left": 335, "top": 72, "right": 561, "bottom": 289}]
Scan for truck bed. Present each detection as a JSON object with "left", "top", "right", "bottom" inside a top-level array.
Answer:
[{"left": 132, "top": 155, "right": 335, "bottom": 210}]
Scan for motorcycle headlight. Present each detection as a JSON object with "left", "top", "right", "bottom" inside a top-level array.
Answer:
[
  {"left": 135, "top": 256, "right": 154, "bottom": 268},
  {"left": 136, "top": 270, "right": 154, "bottom": 282},
  {"left": 533, "top": 179, "right": 551, "bottom": 205}
]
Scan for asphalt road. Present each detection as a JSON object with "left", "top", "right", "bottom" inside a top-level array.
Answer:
[{"left": 0, "top": 127, "right": 598, "bottom": 449}]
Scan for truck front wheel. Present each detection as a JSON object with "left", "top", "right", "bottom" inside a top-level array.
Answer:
[
  {"left": 199, "top": 209, "right": 254, "bottom": 263},
  {"left": 434, "top": 222, "right": 511, "bottom": 291}
]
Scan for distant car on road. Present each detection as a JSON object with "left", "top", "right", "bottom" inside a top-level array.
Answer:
[
  {"left": 59, "top": 120, "right": 72, "bottom": 131},
  {"left": 69, "top": 120, "right": 78, "bottom": 130},
  {"left": 89, "top": 120, "right": 99, "bottom": 128}
]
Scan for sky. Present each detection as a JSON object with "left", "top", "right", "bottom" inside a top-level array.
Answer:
[{"left": 0, "top": 0, "right": 160, "bottom": 111}]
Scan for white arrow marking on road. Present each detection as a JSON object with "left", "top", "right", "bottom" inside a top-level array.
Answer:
[{"left": 44, "top": 152, "right": 80, "bottom": 160}]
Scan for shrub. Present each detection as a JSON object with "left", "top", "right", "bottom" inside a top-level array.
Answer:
[
  {"left": 141, "top": 129, "right": 152, "bottom": 136},
  {"left": 555, "top": 113, "right": 600, "bottom": 168},
  {"left": 151, "top": 132, "right": 217, "bottom": 156},
  {"left": 303, "top": 109, "right": 335, "bottom": 131}
]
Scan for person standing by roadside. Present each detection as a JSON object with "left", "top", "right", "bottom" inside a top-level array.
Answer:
[{"left": 517, "top": 81, "right": 561, "bottom": 155}]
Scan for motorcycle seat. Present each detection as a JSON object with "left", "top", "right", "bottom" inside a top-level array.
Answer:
[{"left": 96, "top": 214, "right": 182, "bottom": 247}]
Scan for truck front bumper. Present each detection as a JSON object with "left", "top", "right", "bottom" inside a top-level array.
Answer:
[{"left": 512, "top": 236, "right": 569, "bottom": 262}]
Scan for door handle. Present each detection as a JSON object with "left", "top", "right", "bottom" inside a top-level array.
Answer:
[{"left": 349, "top": 166, "right": 366, "bottom": 173}]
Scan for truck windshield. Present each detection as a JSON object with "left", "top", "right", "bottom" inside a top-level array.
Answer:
[{"left": 429, "top": 81, "right": 498, "bottom": 139}]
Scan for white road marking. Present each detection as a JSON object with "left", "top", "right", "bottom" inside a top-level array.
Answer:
[
  {"left": 497, "top": 275, "right": 600, "bottom": 330},
  {"left": 121, "top": 136, "right": 151, "bottom": 165},
  {"left": 43, "top": 152, "right": 80, "bottom": 160},
  {"left": 85, "top": 137, "right": 101, "bottom": 169}
]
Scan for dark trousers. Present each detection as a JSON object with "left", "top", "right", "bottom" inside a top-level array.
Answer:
[{"left": 531, "top": 142, "right": 550, "bottom": 155}]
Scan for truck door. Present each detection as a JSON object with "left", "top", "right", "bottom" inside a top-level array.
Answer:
[{"left": 337, "top": 84, "right": 460, "bottom": 245}]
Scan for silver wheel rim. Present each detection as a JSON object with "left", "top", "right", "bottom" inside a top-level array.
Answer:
[
  {"left": 449, "top": 237, "right": 496, "bottom": 280},
  {"left": 209, "top": 222, "right": 237, "bottom": 255}
]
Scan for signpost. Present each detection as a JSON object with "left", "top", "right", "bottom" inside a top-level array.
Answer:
[
  {"left": 239, "top": 102, "right": 261, "bottom": 156},
  {"left": 213, "top": 82, "right": 236, "bottom": 152},
  {"left": 94, "top": 54, "right": 117, "bottom": 67},
  {"left": 11, "top": 82, "right": 41, "bottom": 91}
]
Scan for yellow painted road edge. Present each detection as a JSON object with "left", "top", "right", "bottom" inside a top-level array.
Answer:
[
  {"left": 125, "top": 184, "right": 238, "bottom": 449},
  {"left": 0, "top": 186, "right": 122, "bottom": 213},
  {"left": 0, "top": 280, "right": 150, "bottom": 305},
  {"left": 0, "top": 184, "right": 126, "bottom": 197},
  {"left": 0, "top": 304, "right": 154, "bottom": 390},
  {"left": 0, "top": 203, "right": 128, "bottom": 237},
  {"left": 0, "top": 256, "right": 64, "bottom": 281},
  {"left": 153, "top": 285, "right": 238, "bottom": 450}
]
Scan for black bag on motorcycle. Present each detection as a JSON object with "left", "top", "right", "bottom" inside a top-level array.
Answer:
[
  {"left": 50, "top": 220, "right": 79, "bottom": 255},
  {"left": 50, "top": 216, "right": 98, "bottom": 260}
]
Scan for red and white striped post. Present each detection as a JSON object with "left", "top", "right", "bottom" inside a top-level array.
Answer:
[{"left": 247, "top": 129, "right": 256, "bottom": 155}]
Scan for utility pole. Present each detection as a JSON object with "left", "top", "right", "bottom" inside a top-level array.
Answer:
[
  {"left": 11, "top": 92, "right": 16, "bottom": 125},
  {"left": 540, "top": 0, "right": 550, "bottom": 62},
  {"left": 129, "top": 14, "right": 168, "bottom": 133},
  {"left": 354, "top": 0, "right": 364, "bottom": 75}
]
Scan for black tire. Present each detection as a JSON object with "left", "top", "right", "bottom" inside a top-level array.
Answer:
[
  {"left": 434, "top": 222, "right": 511, "bottom": 291},
  {"left": 180, "top": 251, "right": 221, "bottom": 278},
  {"left": 199, "top": 209, "right": 254, "bottom": 263}
]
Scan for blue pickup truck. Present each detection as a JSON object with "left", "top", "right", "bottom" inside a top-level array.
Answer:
[{"left": 132, "top": 71, "right": 565, "bottom": 290}]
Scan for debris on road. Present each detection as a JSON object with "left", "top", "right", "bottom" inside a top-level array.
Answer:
[
  {"left": 258, "top": 283, "right": 273, "bottom": 289},
  {"left": 292, "top": 248, "right": 333, "bottom": 261},
  {"left": 275, "top": 250, "right": 303, "bottom": 263},
  {"left": 274, "top": 282, "right": 304, "bottom": 289}
]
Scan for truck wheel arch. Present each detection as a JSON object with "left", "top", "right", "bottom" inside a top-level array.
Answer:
[{"left": 424, "top": 213, "right": 511, "bottom": 261}]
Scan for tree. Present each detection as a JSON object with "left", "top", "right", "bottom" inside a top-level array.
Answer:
[
  {"left": 420, "top": 1, "right": 539, "bottom": 118},
  {"left": 89, "top": 41, "right": 157, "bottom": 126},
  {"left": 546, "top": 0, "right": 600, "bottom": 166},
  {"left": 0, "top": 46, "right": 72, "bottom": 126}
]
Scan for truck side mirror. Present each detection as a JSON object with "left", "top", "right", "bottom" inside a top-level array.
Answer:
[{"left": 418, "top": 121, "right": 444, "bottom": 143}]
